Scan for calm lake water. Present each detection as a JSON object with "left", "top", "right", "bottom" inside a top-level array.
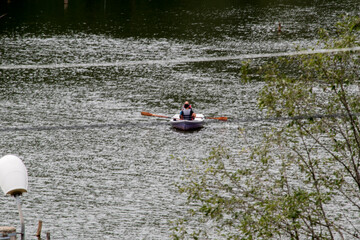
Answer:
[{"left": 1, "top": 0, "right": 359, "bottom": 239}]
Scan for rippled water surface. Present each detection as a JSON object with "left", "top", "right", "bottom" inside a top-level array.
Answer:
[{"left": 1, "top": 0, "right": 360, "bottom": 239}]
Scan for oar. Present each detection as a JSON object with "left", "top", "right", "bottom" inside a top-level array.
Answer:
[
  {"left": 206, "top": 116, "right": 228, "bottom": 121},
  {"left": 141, "top": 112, "right": 171, "bottom": 119}
]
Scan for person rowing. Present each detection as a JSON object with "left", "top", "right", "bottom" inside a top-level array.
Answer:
[{"left": 180, "top": 101, "right": 196, "bottom": 120}]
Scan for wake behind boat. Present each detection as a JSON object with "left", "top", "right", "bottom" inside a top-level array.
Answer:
[{"left": 170, "top": 114, "right": 205, "bottom": 131}]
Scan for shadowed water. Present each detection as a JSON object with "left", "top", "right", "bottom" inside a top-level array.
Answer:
[{"left": 1, "top": 0, "right": 360, "bottom": 239}]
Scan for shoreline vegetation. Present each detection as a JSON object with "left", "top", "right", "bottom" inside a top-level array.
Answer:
[{"left": 172, "top": 15, "right": 360, "bottom": 239}]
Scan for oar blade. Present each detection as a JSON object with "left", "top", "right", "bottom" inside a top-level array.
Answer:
[
  {"left": 216, "top": 117, "right": 228, "bottom": 121},
  {"left": 207, "top": 116, "right": 228, "bottom": 121},
  {"left": 141, "top": 112, "right": 170, "bottom": 118},
  {"left": 141, "top": 112, "right": 153, "bottom": 116}
]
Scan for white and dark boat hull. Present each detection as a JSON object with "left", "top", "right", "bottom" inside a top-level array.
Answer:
[{"left": 170, "top": 114, "right": 205, "bottom": 130}]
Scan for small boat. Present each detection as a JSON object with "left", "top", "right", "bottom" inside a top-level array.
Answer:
[{"left": 170, "top": 114, "right": 205, "bottom": 130}]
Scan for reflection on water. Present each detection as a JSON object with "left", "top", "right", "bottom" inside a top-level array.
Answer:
[{"left": 1, "top": 0, "right": 360, "bottom": 239}]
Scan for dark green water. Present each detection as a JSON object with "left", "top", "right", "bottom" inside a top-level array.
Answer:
[{"left": 0, "top": 0, "right": 359, "bottom": 239}]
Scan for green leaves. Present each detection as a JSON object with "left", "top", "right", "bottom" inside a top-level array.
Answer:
[{"left": 171, "top": 15, "right": 360, "bottom": 240}]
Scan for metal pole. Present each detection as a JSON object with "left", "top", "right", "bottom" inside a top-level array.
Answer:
[{"left": 14, "top": 195, "right": 25, "bottom": 240}]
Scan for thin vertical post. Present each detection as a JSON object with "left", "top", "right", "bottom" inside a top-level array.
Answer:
[
  {"left": 15, "top": 195, "right": 25, "bottom": 240},
  {"left": 36, "top": 220, "right": 42, "bottom": 238}
]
